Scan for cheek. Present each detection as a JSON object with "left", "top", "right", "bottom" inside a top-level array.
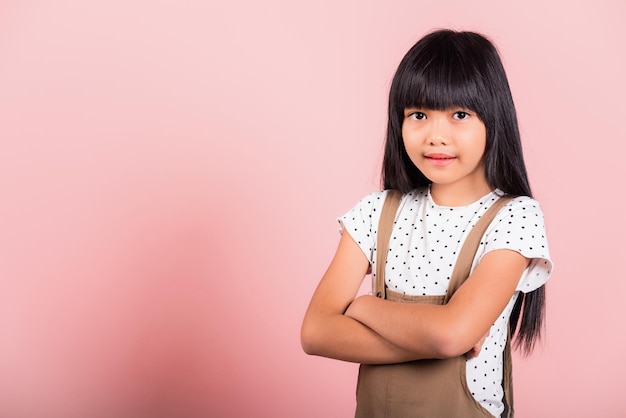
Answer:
[
  {"left": 401, "top": 126, "right": 419, "bottom": 153},
  {"left": 401, "top": 130, "right": 411, "bottom": 153},
  {"left": 401, "top": 140, "right": 423, "bottom": 169},
  {"left": 401, "top": 124, "right": 408, "bottom": 144}
]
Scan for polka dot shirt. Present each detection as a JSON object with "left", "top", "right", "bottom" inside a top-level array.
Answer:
[{"left": 338, "top": 187, "right": 553, "bottom": 417}]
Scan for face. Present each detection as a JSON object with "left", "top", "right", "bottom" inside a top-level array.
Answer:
[{"left": 402, "top": 107, "right": 489, "bottom": 203}]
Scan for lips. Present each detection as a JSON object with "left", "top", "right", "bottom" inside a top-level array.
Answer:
[
  {"left": 425, "top": 153, "right": 455, "bottom": 160},
  {"left": 425, "top": 153, "right": 456, "bottom": 166}
]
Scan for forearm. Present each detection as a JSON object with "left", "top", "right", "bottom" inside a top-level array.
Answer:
[
  {"left": 345, "top": 295, "right": 458, "bottom": 358},
  {"left": 345, "top": 251, "right": 531, "bottom": 357},
  {"left": 301, "top": 311, "right": 427, "bottom": 364}
]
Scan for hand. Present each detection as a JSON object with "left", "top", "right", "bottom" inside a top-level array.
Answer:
[{"left": 465, "top": 331, "right": 489, "bottom": 359}]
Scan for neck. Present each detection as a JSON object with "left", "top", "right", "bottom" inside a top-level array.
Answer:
[{"left": 429, "top": 182, "right": 493, "bottom": 207}]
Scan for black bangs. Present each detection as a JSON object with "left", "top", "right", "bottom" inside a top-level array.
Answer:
[
  {"left": 394, "top": 64, "right": 483, "bottom": 114},
  {"left": 390, "top": 30, "right": 493, "bottom": 117}
]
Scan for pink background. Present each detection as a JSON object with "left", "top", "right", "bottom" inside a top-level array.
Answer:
[{"left": 1, "top": 1, "right": 624, "bottom": 417}]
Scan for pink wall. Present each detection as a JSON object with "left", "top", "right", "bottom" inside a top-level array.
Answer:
[{"left": 0, "top": 1, "right": 624, "bottom": 417}]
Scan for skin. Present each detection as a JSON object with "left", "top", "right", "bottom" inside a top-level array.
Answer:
[{"left": 301, "top": 107, "right": 529, "bottom": 364}]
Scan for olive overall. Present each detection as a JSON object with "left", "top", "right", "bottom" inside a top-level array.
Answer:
[{"left": 355, "top": 191, "right": 514, "bottom": 418}]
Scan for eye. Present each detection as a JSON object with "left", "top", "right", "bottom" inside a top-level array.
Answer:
[
  {"left": 452, "top": 111, "right": 471, "bottom": 120},
  {"left": 407, "top": 111, "right": 426, "bottom": 120}
]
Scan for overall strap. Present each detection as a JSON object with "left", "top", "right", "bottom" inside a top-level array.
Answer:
[
  {"left": 443, "top": 196, "right": 513, "bottom": 303},
  {"left": 374, "top": 190, "right": 403, "bottom": 299}
]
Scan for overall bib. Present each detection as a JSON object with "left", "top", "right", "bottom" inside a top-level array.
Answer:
[{"left": 355, "top": 191, "right": 514, "bottom": 418}]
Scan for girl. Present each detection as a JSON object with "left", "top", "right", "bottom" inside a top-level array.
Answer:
[{"left": 301, "top": 29, "right": 553, "bottom": 417}]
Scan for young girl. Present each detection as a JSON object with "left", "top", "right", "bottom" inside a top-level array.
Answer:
[{"left": 301, "top": 29, "right": 553, "bottom": 417}]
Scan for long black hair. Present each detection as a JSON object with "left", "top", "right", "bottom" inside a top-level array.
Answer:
[{"left": 382, "top": 29, "right": 544, "bottom": 354}]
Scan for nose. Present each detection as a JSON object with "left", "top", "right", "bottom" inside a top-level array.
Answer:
[
  {"left": 426, "top": 114, "right": 449, "bottom": 145},
  {"left": 428, "top": 136, "right": 448, "bottom": 146}
]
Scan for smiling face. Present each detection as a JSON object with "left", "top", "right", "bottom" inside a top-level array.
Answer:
[{"left": 402, "top": 107, "right": 490, "bottom": 205}]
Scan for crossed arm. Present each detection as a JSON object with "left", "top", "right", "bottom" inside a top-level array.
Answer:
[{"left": 300, "top": 231, "right": 528, "bottom": 364}]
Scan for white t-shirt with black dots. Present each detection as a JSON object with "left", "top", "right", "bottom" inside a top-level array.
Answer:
[{"left": 338, "top": 187, "right": 553, "bottom": 417}]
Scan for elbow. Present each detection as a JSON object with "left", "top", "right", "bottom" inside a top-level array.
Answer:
[
  {"left": 431, "top": 324, "right": 474, "bottom": 359},
  {"left": 300, "top": 332, "right": 317, "bottom": 356},
  {"left": 433, "top": 336, "right": 464, "bottom": 359},
  {"left": 300, "top": 320, "right": 322, "bottom": 356}
]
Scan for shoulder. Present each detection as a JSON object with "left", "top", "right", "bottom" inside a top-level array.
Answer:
[
  {"left": 337, "top": 190, "right": 386, "bottom": 235},
  {"left": 356, "top": 190, "right": 389, "bottom": 211},
  {"left": 338, "top": 190, "right": 386, "bottom": 224},
  {"left": 496, "top": 195, "right": 547, "bottom": 224},
  {"left": 502, "top": 194, "right": 544, "bottom": 210},
  {"left": 337, "top": 190, "right": 393, "bottom": 261},
  {"left": 485, "top": 194, "right": 553, "bottom": 288},
  {"left": 338, "top": 188, "right": 427, "bottom": 236},
  {"left": 491, "top": 194, "right": 549, "bottom": 235}
]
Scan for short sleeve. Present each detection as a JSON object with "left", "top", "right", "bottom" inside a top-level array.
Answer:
[
  {"left": 337, "top": 190, "right": 387, "bottom": 263},
  {"left": 483, "top": 197, "right": 554, "bottom": 292}
]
